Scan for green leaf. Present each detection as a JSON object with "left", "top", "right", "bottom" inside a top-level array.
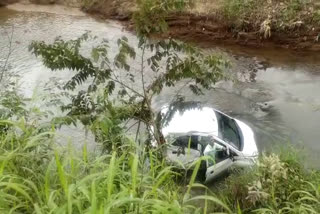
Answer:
[
  {"left": 91, "top": 48, "right": 100, "bottom": 62},
  {"left": 54, "top": 151, "right": 68, "bottom": 197}
]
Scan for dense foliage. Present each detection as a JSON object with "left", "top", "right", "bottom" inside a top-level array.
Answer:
[
  {"left": 0, "top": 119, "right": 232, "bottom": 214},
  {"left": 29, "top": 31, "right": 228, "bottom": 149},
  {"left": 221, "top": 0, "right": 320, "bottom": 36},
  {"left": 218, "top": 149, "right": 320, "bottom": 213},
  {"left": 0, "top": 118, "right": 319, "bottom": 213}
]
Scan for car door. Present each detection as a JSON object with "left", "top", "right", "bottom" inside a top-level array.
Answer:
[
  {"left": 166, "top": 145, "right": 201, "bottom": 168},
  {"left": 203, "top": 141, "right": 234, "bottom": 183},
  {"left": 165, "top": 135, "right": 203, "bottom": 168}
]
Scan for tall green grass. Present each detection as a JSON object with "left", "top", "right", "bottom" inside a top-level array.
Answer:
[
  {"left": 0, "top": 119, "right": 231, "bottom": 214},
  {"left": 0, "top": 110, "right": 319, "bottom": 214}
]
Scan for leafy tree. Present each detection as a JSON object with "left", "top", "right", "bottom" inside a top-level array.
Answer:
[
  {"left": 29, "top": 0, "right": 229, "bottom": 151},
  {"left": 133, "top": 0, "right": 189, "bottom": 36}
]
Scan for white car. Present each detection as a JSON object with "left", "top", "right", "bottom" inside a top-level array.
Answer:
[{"left": 160, "top": 106, "right": 258, "bottom": 183}]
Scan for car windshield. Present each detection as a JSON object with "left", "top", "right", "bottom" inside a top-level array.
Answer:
[
  {"left": 215, "top": 111, "right": 241, "bottom": 150},
  {"left": 168, "top": 135, "right": 213, "bottom": 154}
]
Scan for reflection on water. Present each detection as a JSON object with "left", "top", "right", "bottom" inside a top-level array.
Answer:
[{"left": 0, "top": 6, "right": 319, "bottom": 167}]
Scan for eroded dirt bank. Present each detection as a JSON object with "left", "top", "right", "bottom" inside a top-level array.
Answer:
[
  {"left": 0, "top": 0, "right": 80, "bottom": 7},
  {"left": 163, "top": 12, "right": 320, "bottom": 51},
  {"left": 5, "top": 2, "right": 85, "bottom": 15},
  {"left": 0, "top": 0, "right": 18, "bottom": 7},
  {"left": 83, "top": 0, "right": 320, "bottom": 51},
  {"left": 3, "top": 0, "right": 320, "bottom": 51}
]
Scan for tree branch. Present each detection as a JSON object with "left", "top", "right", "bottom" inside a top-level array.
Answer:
[
  {"left": 109, "top": 74, "right": 144, "bottom": 98},
  {"left": 0, "top": 27, "right": 14, "bottom": 83}
]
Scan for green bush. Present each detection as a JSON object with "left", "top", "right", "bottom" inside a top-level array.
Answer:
[
  {"left": 221, "top": 0, "right": 262, "bottom": 30},
  {"left": 221, "top": 0, "right": 312, "bottom": 33},
  {"left": 215, "top": 145, "right": 320, "bottom": 213},
  {"left": 279, "top": 0, "right": 305, "bottom": 26}
]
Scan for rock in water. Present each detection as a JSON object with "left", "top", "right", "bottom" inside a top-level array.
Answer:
[{"left": 257, "top": 101, "right": 274, "bottom": 111}]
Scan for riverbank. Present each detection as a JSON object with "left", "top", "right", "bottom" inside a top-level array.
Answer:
[
  {"left": 0, "top": 0, "right": 17, "bottom": 7},
  {"left": 84, "top": 0, "right": 320, "bottom": 51},
  {"left": 5, "top": 2, "right": 85, "bottom": 15},
  {"left": 163, "top": 12, "right": 320, "bottom": 51},
  {"left": 3, "top": 0, "right": 320, "bottom": 51},
  {"left": 0, "top": 0, "right": 80, "bottom": 7}
]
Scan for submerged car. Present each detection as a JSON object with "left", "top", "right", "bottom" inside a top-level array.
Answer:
[{"left": 160, "top": 106, "right": 258, "bottom": 183}]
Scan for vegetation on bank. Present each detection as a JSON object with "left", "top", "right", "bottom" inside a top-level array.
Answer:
[
  {"left": 79, "top": 0, "right": 320, "bottom": 48},
  {"left": 0, "top": 117, "right": 319, "bottom": 213},
  {"left": 0, "top": 119, "right": 226, "bottom": 213},
  {"left": 3, "top": 0, "right": 320, "bottom": 47},
  {"left": 0, "top": 0, "right": 320, "bottom": 213},
  {"left": 220, "top": 0, "right": 320, "bottom": 37}
]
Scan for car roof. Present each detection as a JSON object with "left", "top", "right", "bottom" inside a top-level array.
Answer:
[{"left": 161, "top": 107, "right": 221, "bottom": 137}]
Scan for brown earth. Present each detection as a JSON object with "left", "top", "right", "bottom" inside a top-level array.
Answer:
[
  {"left": 1, "top": 0, "right": 81, "bottom": 7},
  {"left": 0, "top": 0, "right": 19, "bottom": 7},
  {"left": 81, "top": 0, "right": 320, "bottom": 51},
  {"left": 3, "top": 0, "right": 320, "bottom": 51},
  {"left": 163, "top": 12, "right": 320, "bottom": 51}
]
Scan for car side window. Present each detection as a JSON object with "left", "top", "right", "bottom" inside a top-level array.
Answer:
[
  {"left": 216, "top": 112, "right": 241, "bottom": 150},
  {"left": 204, "top": 142, "right": 229, "bottom": 167}
]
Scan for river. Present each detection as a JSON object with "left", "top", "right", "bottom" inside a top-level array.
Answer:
[{"left": 0, "top": 4, "right": 320, "bottom": 168}]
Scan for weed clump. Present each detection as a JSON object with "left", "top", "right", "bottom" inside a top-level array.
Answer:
[
  {"left": 221, "top": 0, "right": 320, "bottom": 36},
  {"left": 215, "top": 146, "right": 320, "bottom": 213}
]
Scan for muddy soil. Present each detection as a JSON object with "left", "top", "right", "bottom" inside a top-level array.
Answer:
[
  {"left": 3, "top": 0, "right": 320, "bottom": 50},
  {"left": 162, "top": 12, "right": 320, "bottom": 51},
  {"left": 0, "top": 0, "right": 18, "bottom": 7},
  {"left": 1, "top": 0, "right": 80, "bottom": 7},
  {"left": 90, "top": 8, "right": 320, "bottom": 51}
]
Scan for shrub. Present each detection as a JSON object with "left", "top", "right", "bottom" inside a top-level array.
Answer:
[
  {"left": 221, "top": 0, "right": 264, "bottom": 31},
  {"left": 221, "top": 0, "right": 313, "bottom": 33},
  {"left": 215, "top": 145, "right": 320, "bottom": 213}
]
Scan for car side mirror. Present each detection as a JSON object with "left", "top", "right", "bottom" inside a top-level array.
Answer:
[
  {"left": 226, "top": 147, "right": 235, "bottom": 161},
  {"left": 226, "top": 147, "right": 230, "bottom": 156}
]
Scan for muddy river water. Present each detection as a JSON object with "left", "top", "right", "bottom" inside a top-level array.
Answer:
[{"left": 1, "top": 5, "right": 320, "bottom": 168}]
